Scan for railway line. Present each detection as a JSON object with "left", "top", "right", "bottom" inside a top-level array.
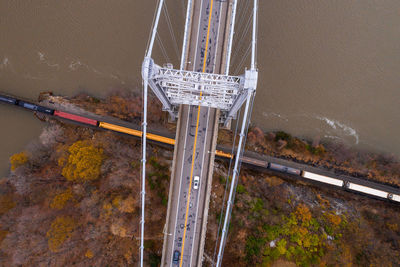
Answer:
[{"left": 1, "top": 93, "right": 400, "bottom": 206}]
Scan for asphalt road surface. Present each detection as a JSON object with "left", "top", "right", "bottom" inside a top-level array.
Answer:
[{"left": 162, "top": 0, "right": 230, "bottom": 266}]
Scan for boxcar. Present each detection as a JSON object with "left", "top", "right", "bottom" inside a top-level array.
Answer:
[
  {"left": 345, "top": 182, "right": 388, "bottom": 199},
  {"left": 18, "top": 101, "right": 38, "bottom": 111},
  {"left": 301, "top": 171, "right": 344, "bottom": 187},
  {"left": 98, "top": 121, "right": 142, "bottom": 136},
  {"left": 54, "top": 110, "right": 98, "bottom": 126},
  {"left": 0, "top": 95, "right": 17, "bottom": 105},
  {"left": 36, "top": 105, "right": 54, "bottom": 115}
]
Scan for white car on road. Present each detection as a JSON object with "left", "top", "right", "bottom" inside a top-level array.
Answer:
[{"left": 193, "top": 176, "right": 200, "bottom": 190}]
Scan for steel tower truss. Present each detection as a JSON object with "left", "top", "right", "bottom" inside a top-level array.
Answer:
[{"left": 141, "top": 57, "right": 257, "bottom": 123}]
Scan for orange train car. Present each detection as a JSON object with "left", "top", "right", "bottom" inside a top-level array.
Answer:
[
  {"left": 98, "top": 122, "right": 142, "bottom": 136},
  {"left": 98, "top": 121, "right": 233, "bottom": 159}
]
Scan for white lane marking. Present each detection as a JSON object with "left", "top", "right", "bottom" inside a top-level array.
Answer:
[
  {"left": 189, "top": 107, "right": 211, "bottom": 267},
  {"left": 171, "top": 106, "right": 191, "bottom": 266}
]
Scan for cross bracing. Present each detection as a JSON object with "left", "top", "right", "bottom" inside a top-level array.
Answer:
[{"left": 142, "top": 57, "right": 257, "bottom": 123}]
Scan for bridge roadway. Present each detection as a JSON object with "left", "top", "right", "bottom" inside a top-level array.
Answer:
[{"left": 162, "top": 0, "right": 232, "bottom": 266}]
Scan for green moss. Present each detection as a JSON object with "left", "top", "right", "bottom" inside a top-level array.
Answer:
[
  {"left": 245, "top": 234, "right": 265, "bottom": 264},
  {"left": 236, "top": 184, "right": 246, "bottom": 194},
  {"left": 251, "top": 198, "right": 264, "bottom": 213}
]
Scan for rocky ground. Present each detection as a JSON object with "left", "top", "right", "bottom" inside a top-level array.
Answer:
[{"left": 0, "top": 90, "right": 399, "bottom": 266}]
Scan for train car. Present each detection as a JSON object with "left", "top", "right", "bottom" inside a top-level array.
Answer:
[
  {"left": 98, "top": 122, "right": 142, "bottom": 137},
  {"left": 147, "top": 133, "right": 175, "bottom": 145},
  {"left": 390, "top": 194, "right": 400, "bottom": 203},
  {"left": 18, "top": 101, "right": 54, "bottom": 115},
  {"left": 241, "top": 156, "right": 268, "bottom": 167},
  {"left": 18, "top": 101, "right": 39, "bottom": 111},
  {"left": 345, "top": 182, "right": 389, "bottom": 199},
  {"left": 36, "top": 105, "right": 55, "bottom": 115},
  {"left": 268, "top": 162, "right": 302, "bottom": 175},
  {"left": 215, "top": 150, "right": 233, "bottom": 159},
  {"left": 54, "top": 110, "right": 98, "bottom": 126},
  {"left": 301, "top": 171, "right": 344, "bottom": 187},
  {"left": 0, "top": 95, "right": 17, "bottom": 105}
]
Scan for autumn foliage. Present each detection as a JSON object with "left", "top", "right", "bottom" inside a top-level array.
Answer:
[
  {"left": 9, "top": 151, "right": 28, "bottom": 171},
  {"left": 59, "top": 141, "right": 104, "bottom": 182},
  {"left": 46, "top": 216, "right": 76, "bottom": 252},
  {"left": 50, "top": 188, "right": 73, "bottom": 210},
  {"left": 0, "top": 194, "right": 15, "bottom": 216}
]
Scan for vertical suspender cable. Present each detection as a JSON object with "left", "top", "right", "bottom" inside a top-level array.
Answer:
[
  {"left": 215, "top": 0, "right": 258, "bottom": 266},
  {"left": 224, "top": 0, "right": 238, "bottom": 75},
  {"left": 180, "top": 0, "right": 193, "bottom": 70},
  {"left": 251, "top": 0, "right": 257, "bottom": 71},
  {"left": 141, "top": 1, "right": 164, "bottom": 267}
]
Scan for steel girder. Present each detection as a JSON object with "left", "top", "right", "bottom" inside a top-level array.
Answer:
[{"left": 142, "top": 57, "right": 257, "bottom": 123}]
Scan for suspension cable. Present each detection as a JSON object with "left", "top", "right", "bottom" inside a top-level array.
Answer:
[
  {"left": 180, "top": 0, "right": 193, "bottom": 70},
  {"left": 236, "top": 0, "right": 251, "bottom": 35},
  {"left": 211, "top": 106, "right": 242, "bottom": 266},
  {"left": 156, "top": 33, "right": 171, "bottom": 64},
  {"left": 217, "top": 91, "right": 255, "bottom": 264},
  {"left": 145, "top": 0, "right": 161, "bottom": 56},
  {"left": 233, "top": 43, "right": 251, "bottom": 75},
  {"left": 215, "top": 1, "right": 258, "bottom": 265},
  {"left": 141, "top": 1, "right": 165, "bottom": 266},
  {"left": 215, "top": 91, "right": 253, "bottom": 267},
  {"left": 230, "top": 1, "right": 252, "bottom": 66},
  {"left": 163, "top": 2, "right": 181, "bottom": 62},
  {"left": 231, "top": 14, "right": 252, "bottom": 69},
  {"left": 224, "top": 0, "right": 238, "bottom": 75}
]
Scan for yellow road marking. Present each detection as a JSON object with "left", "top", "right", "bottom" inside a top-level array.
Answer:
[{"left": 179, "top": 0, "right": 214, "bottom": 266}]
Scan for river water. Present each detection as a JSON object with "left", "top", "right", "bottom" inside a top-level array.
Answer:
[{"left": 1, "top": 0, "right": 399, "bottom": 175}]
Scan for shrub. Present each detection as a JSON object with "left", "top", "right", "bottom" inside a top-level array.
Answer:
[
  {"left": 59, "top": 141, "right": 104, "bottom": 182},
  {"left": 46, "top": 216, "right": 76, "bottom": 252},
  {"left": 275, "top": 131, "right": 292, "bottom": 142},
  {"left": 9, "top": 151, "right": 28, "bottom": 171},
  {"left": 85, "top": 249, "right": 94, "bottom": 258},
  {"left": 50, "top": 188, "right": 73, "bottom": 210},
  {"left": 251, "top": 198, "right": 264, "bottom": 213},
  {"left": 295, "top": 204, "right": 312, "bottom": 224},
  {"left": 0, "top": 195, "right": 15, "bottom": 215},
  {"left": 149, "top": 253, "right": 161, "bottom": 267},
  {"left": 236, "top": 184, "right": 246, "bottom": 194},
  {"left": 245, "top": 235, "right": 265, "bottom": 263},
  {"left": 0, "top": 229, "right": 8, "bottom": 244}
]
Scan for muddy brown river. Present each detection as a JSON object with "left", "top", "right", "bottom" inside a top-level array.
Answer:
[{"left": 1, "top": 0, "right": 399, "bottom": 175}]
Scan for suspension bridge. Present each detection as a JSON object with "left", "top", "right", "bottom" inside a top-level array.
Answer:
[{"left": 140, "top": 0, "right": 258, "bottom": 266}]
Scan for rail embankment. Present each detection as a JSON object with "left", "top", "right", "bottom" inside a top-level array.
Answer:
[{"left": 39, "top": 90, "right": 400, "bottom": 189}]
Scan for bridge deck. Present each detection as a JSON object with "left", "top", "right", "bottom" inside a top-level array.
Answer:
[{"left": 162, "top": 0, "right": 233, "bottom": 266}]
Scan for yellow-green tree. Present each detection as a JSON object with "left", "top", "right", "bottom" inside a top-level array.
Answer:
[
  {"left": 9, "top": 152, "right": 28, "bottom": 171},
  {"left": 59, "top": 141, "right": 104, "bottom": 182},
  {"left": 46, "top": 216, "right": 76, "bottom": 252},
  {"left": 50, "top": 188, "right": 73, "bottom": 210}
]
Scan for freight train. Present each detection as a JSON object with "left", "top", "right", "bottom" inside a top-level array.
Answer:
[
  {"left": 1, "top": 94, "right": 399, "bottom": 204},
  {"left": 240, "top": 157, "right": 400, "bottom": 203}
]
